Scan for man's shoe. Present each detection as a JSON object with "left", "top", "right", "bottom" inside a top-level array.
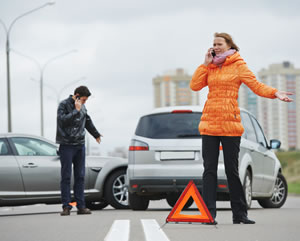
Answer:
[
  {"left": 60, "top": 207, "right": 71, "bottom": 216},
  {"left": 233, "top": 216, "right": 255, "bottom": 224},
  {"left": 77, "top": 208, "right": 92, "bottom": 215}
]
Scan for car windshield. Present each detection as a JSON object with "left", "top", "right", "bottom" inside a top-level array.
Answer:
[{"left": 135, "top": 112, "right": 202, "bottom": 139}]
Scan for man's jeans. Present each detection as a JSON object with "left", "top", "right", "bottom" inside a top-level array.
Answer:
[{"left": 59, "top": 144, "right": 86, "bottom": 209}]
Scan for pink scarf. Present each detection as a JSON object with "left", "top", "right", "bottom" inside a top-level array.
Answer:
[{"left": 212, "top": 49, "right": 236, "bottom": 66}]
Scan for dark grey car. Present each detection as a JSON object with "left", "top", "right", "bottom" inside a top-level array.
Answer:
[{"left": 0, "top": 134, "right": 128, "bottom": 210}]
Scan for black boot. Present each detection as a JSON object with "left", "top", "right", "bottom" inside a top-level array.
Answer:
[
  {"left": 60, "top": 207, "right": 71, "bottom": 216},
  {"left": 77, "top": 208, "right": 92, "bottom": 215},
  {"left": 233, "top": 216, "right": 255, "bottom": 224}
]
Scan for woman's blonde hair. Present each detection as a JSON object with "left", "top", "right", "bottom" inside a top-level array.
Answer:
[{"left": 214, "top": 32, "right": 239, "bottom": 51}]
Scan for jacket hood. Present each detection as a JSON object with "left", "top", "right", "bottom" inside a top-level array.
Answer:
[{"left": 208, "top": 52, "right": 245, "bottom": 69}]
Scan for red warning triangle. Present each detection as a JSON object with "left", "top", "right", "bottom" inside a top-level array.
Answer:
[{"left": 166, "top": 180, "right": 214, "bottom": 223}]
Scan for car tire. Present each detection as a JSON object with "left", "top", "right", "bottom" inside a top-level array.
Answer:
[
  {"left": 257, "top": 173, "right": 288, "bottom": 209},
  {"left": 166, "top": 193, "right": 194, "bottom": 210},
  {"left": 129, "top": 192, "right": 149, "bottom": 210},
  {"left": 104, "top": 169, "right": 129, "bottom": 209},
  {"left": 86, "top": 200, "right": 109, "bottom": 210},
  {"left": 243, "top": 169, "right": 252, "bottom": 209}
]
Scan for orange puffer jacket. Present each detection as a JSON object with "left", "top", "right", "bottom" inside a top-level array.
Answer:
[{"left": 190, "top": 52, "right": 277, "bottom": 136}]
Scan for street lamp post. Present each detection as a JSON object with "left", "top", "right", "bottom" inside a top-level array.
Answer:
[
  {"left": 11, "top": 49, "right": 77, "bottom": 136},
  {"left": 0, "top": 2, "right": 55, "bottom": 132},
  {"left": 39, "top": 50, "right": 77, "bottom": 136}
]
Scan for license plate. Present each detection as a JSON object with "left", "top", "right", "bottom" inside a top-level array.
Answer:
[{"left": 160, "top": 151, "right": 195, "bottom": 160}]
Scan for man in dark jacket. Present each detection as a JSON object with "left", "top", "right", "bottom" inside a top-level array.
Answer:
[{"left": 56, "top": 86, "right": 101, "bottom": 216}]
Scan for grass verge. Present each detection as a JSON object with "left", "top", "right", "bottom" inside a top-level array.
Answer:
[
  {"left": 275, "top": 151, "right": 300, "bottom": 195},
  {"left": 288, "top": 182, "right": 300, "bottom": 195}
]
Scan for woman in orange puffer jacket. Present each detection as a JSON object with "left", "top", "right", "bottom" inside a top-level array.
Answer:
[{"left": 190, "top": 32, "right": 293, "bottom": 225}]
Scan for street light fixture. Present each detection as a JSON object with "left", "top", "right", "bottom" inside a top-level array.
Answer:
[
  {"left": 11, "top": 49, "right": 77, "bottom": 136},
  {"left": 0, "top": 2, "right": 55, "bottom": 133},
  {"left": 31, "top": 76, "right": 86, "bottom": 105},
  {"left": 55, "top": 76, "right": 86, "bottom": 105}
]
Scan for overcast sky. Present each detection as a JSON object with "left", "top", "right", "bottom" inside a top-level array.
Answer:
[{"left": 0, "top": 0, "right": 299, "bottom": 155}]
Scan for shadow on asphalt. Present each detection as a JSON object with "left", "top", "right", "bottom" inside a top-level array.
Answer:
[
  {"left": 0, "top": 211, "right": 61, "bottom": 217},
  {"left": 0, "top": 206, "right": 262, "bottom": 217},
  {"left": 145, "top": 207, "right": 261, "bottom": 212}
]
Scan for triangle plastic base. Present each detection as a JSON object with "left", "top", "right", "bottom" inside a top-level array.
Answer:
[{"left": 166, "top": 180, "right": 214, "bottom": 223}]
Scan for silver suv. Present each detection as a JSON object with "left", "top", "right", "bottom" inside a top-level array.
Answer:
[{"left": 127, "top": 106, "right": 287, "bottom": 210}]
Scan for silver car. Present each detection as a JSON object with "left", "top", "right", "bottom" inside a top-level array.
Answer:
[
  {"left": 0, "top": 133, "right": 128, "bottom": 209},
  {"left": 127, "top": 106, "right": 287, "bottom": 210}
]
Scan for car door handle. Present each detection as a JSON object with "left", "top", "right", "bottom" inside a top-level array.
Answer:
[
  {"left": 249, "top": 147, "right": 255, "bottom": 152},
  {"left": 91, "top": 167, "right": 102, "bottom": 173},
  {"left": 23, "top": 163, "right": 38, "bottom": 168}
]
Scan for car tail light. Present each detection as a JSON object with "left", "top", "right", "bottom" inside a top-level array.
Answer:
[
  {"left": 129, "top": 146, "right": 149, "bottom": 151},
  {"left": 129, "top": 140, "right": 149, "bottom": 151},
  {"left": 171, "top": 110, "right": 193, "bottom": 113},
  {"left": 218, "top": 184, "right": 227, "bottom": 188}
]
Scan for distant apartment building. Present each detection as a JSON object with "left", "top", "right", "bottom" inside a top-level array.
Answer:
[
  {"left": 153, "top": 68, "right": 199, "bottom": 107},
  {"left": 238, "top": 85, "right": 258, "bottom": 118},
  {"left": 256, "top": 62, "right": 300, "bottom": 150},
  {"left": 238, "top": 61, "right": 300, "bottom": 150}
]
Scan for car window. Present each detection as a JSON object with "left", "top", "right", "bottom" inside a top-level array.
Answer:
[
  {"left": 0, "top": 139, "right": 9, "bottom": 155},
  {"left": 11, "top": 137, "right": 57, "bottom": 156},
  {"left": 250, "top": 116, "right": 267, "bottom": 148},
  {"left": 240, "top": 112, "right": 257, "bottom": 143},
  {"left": 135, "top": 112, "right": 202, "bottom": 139}
]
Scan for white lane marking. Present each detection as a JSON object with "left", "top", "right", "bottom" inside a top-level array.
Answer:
[
  {"left": 104, "top": 220, "right": 130, "bottom": 241},
  {"left": 141, "top": 219, "right": 170, "bottom": 241}
]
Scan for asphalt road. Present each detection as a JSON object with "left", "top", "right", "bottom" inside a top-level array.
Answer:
[{"left": 1, "top": 196, "right": 300, "bottom": 241}]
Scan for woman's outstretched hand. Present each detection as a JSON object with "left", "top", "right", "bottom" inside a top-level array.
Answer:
[{"left": 275, "top": 91, "right": 294, "bottom": 102}]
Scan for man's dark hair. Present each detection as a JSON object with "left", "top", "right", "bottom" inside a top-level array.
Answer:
[{"left": 74, "top": 86, "right": 91, "bottom": 97}]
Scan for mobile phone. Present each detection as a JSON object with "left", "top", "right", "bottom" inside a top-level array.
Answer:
[
  {"left": 76, "top": 95, "right": 80, "bottom": 100},
  {"left": 211, "top": 50, "right": 216, "bottom": 57}
]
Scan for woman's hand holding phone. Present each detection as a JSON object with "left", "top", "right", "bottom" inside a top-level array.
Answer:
[{"left": 204, "top": 48, "right": 214, "bottom": 66}]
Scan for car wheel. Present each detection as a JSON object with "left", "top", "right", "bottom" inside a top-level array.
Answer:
[
  {"left": 166, "top": 193, "right": 194, "bottom": 210},
  {"left": 129, "top": 192, "right": 149, "bottom": 210},
  {"left": 243, "top": 169, "right": 252, "bottom": 209},
  {"left": 258, "top": 173, "right": 288, "bottom": 209},
  {"left": 105, "top": 169, "right": 129, "bottom": 209},
  {"left": 86, "top": 200, "right": 109, "bottom": 210}
]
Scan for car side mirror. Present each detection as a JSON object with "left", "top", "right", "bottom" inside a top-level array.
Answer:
[
  {"left": 56, "top": 149, "right": 60, "bottom": 156},
  {"left": 269, "top": 139, "right": 281, "bottom": 149}
]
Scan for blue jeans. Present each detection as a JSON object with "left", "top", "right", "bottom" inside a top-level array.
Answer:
[{"left": 59, "top": 144, "right": 86, "bottom": 209}]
